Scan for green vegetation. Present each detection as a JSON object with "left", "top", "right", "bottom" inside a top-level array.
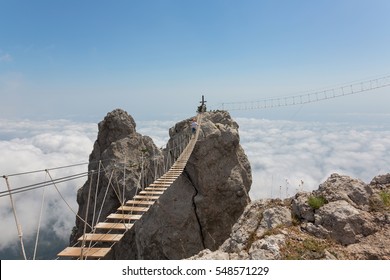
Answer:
[
  {"left": 281, "top": 238, "right": 328, "bottom": 260},
  {"left": 379, "top": 191, "right": 390, "bottom": 208},
  {"left": 307, "top": 195, "right": 327, "bottom": 210}
]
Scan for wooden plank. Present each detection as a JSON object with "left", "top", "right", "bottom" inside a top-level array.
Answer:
[
  {"left": 150, "top": 182, "right": 171, "bottom": 185},
  {"left": 125, "top": 200, "right": 155, "bottom": 205},
  {"left": 78, "top": 233, "right": 123, "bottom": 242},
  {"left": 117, "top": 206, "right": 149, "bottom": 212},
  {"left": 149, "top": 183, "right": 170, "bottom": 187},
  {"left": 145, "top": 187, "right": 167, "bottom": 191},
  {"left": 149, "top": 181, "right": 172, "bottom": 186},
  {"left": 107, "top": 213, "right": 142, "bottom": 220},
  {"left": 153, "top": 180, "right": 173, "bottom": 183},
  {"left": 133, "top": 195, "right": 160, "bottom": 200},
  {"left": 95, "top": 222, "right": 133, "bottom": 230},
  {"left": 154, "top": 181, "right": 174, "bottom": 184},
  {"left": 57, "top": 247, "right": 110, "bottom": 258},
  {"left": 139, "top": 190, "right": 164, "bottom": 195},
  {"left": 157, "top": 179, "right": 176, "bottom": 182},
  {"left": 155, "top": 179, "right": 174, "bottom": 183}
]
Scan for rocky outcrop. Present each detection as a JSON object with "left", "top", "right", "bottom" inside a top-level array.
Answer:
[
  {"left": 297, "top": 174, "right": 379, "bottom": 245},
  {"left": 190, "top": 173, "right": 390, "bottom": 260},
  {"left": 70, "top": 109, "right": 252, "bottom": 259},
  {"left": 70, "top": 109, "right": 164, "bottom": 244},
  {"left": 112, "top": 111, "right": 252, "bottom": 259}
]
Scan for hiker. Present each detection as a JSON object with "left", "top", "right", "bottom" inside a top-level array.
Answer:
[{"left": 191, "top": 118, "right": 198, "bottom": 134}]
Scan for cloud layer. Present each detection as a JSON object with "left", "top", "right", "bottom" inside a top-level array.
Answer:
[
  {"left": 1, "top": 116, "right": 390, "bottom": 258},
  {"left": 0, "top": 119, "right": 97, "bottom": 257},
  {"left": 237, "top": 118, "right": 390, "bottom": 199}
]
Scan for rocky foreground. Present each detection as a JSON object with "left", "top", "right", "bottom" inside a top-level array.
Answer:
[{"left": 190, "top": 173, "right": 390, "bottom": 260}]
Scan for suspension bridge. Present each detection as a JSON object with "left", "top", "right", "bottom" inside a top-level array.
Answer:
[
  {"left": 57, "top": 114, "right": 201, "bottom": 259},
  {"left": 1, "top": 111, "right": 203, "bottom": 260},
  {"left": 1, "top": 75, "right": 390, "bottom": 260},
  {"left": 218, "top": 75, "right": 390, "bottom": 111}
]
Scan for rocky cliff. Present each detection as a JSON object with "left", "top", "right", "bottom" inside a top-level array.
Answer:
[
  {"left": 190, "top": 173, "right": 390, "bottom": 260},
  {"left": 112, "top": 110, "right": 252, "bottom": 259},
  {"left": 70, "top": 109, "right": 252, "bottom": 259},
  {"left": 70, "top": 109, "right": 164, "bottom": 245}
]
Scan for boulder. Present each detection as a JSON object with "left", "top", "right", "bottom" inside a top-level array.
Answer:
[
  {"left": 193, "top": 200, "right": 291, "bottom": 259},
  {"left": 248, "top": 234, "right": 285, "bottom": 260},
  {"left": 308, "top": 200, "right": 378, "bottom": 245},
  {"left": 315, "top": 173, "right": 373, "bottom": 211},
  {"left": 291, "top": 192, "right": 315, "bottom": 222}
]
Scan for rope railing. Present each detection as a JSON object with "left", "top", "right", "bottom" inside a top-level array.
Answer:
[{"left": 219, "top": 75, "right": 390, "bottom": 111}]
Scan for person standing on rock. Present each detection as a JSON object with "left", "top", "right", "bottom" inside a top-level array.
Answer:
[{"left": 191, "top": 118, "right": 198, "bottom": 135}]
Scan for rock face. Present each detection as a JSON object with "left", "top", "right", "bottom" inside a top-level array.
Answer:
[
  {"left": 70, "top": 109, "right": 164, "bottom": 244},
  {"left": 70, "top": 109, "right": 252, "bottom": 259},
  {"left": 112, "top": 111, "right": 252, "bottom": 259},
  {"left": 190, "top": 173, "right": 390, "bottom": 260}
]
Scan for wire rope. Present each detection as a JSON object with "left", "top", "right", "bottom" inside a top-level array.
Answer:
[{"left": 217, "top": 75, "right": 390, "bottom": 111}]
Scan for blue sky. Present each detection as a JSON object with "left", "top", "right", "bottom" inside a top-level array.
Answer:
[
  {"left": 1, "top": 0, "right": 390, "bottom": 122},
  {"left": 1, "top": 0, "right": 390, "bottom": 258}
]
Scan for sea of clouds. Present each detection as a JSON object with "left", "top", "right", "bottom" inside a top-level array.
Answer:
[{"left": 1, "top": 117, "right": 389, "bottom": 258}]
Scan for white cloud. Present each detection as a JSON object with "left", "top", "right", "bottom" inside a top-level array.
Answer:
[
  {"left": 237, "top": 118, "right": 390, "bottom": 200},
  {"left": 0, "top": 119, "right": 97, "bottom": 255},
  {"left": 137, "top": 119, "right": 177, "bottom": 148},
  {"left": 138, "top": 117, "right": 390, "bottom": 200}
]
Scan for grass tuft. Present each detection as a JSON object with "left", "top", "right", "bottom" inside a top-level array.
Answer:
[{"left": 307, "top": 195, "right": 327, "bottom": 210}]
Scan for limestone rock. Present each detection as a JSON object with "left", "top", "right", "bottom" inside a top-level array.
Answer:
[
  {"left": 368, "top": 173, "right": 390, "bottom": 212},
  {"left": 114, "top": 175, "right": 204, "bottom": 259},
  {"left": 248, "top": 234, "right": 285, "bottom": 260},
  {"left": 193, "top": 200, "right": 292, "bottom": 260},
  {"left": 315, "top": 173, "right": 373, "bottom": 211},
  {"left": 188, "top": 249, "right": 230, "bottom": 260},
  {"left": 190, "top": 173, "right": 390, "bottom": 260},
  {"left": 292, "top": 192, "right": 315, "bottom": 222},
  {"left": 370, "top": 174, "right": 390, "bottom": 185},
  {"left": 311, "top": 200, "right": 377, "bottom": 245},
  {"left": 112, "top": 110, "right": 252, "bottom": 259},
  {"left": 70, "top": 109, "right": 164, "bottom": 244},
  {"left": 257, "top": 206, "right": 292, "bottom": 236},
  {"left": 347, "top": 226, "right": 390, "bottom": 260}
]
